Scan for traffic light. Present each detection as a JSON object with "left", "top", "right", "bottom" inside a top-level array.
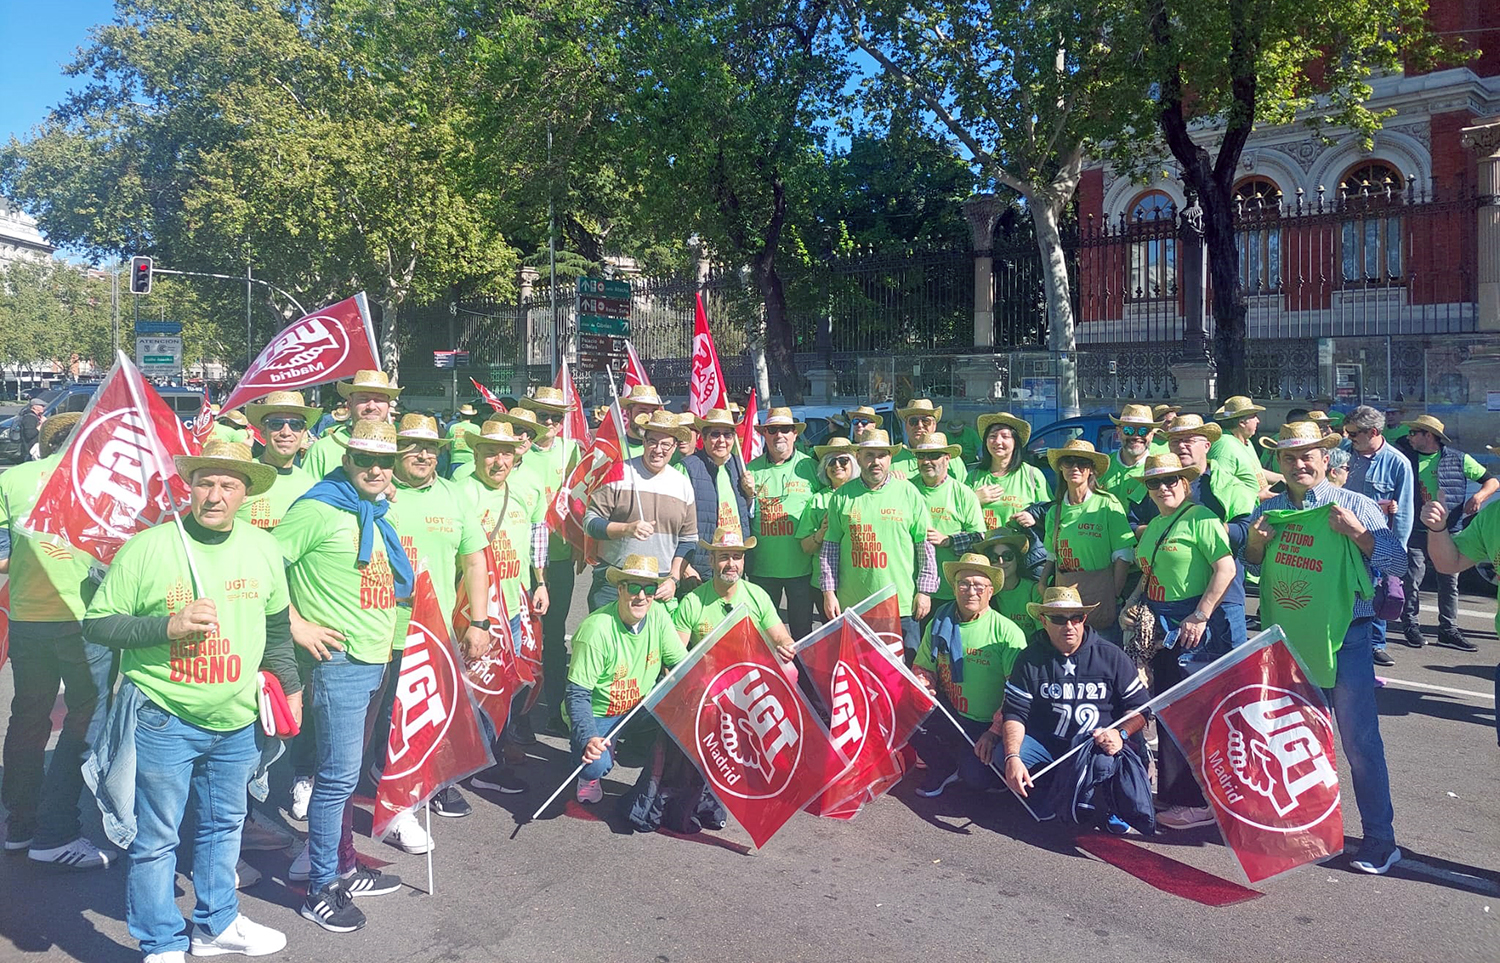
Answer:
[{"left": 129, "top": 256, "right": 153, "bottom": 295}]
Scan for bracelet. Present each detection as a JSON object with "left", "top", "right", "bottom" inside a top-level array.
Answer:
[
  {"left": 1003, "top": 753, "right": 1021, "bottom": 763},
  {"left": 1424, "top": 523, "right": 1445, "bottom": 533}
]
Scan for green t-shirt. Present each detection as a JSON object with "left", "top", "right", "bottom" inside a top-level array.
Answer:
[
  {"left": 513, "top": 437, "right": 580, "bottom": 561},
  {"left": 825, "top": 477, "right": 930, "bottom": 617},
  {"left": 209, "top": 422, "right": 250, "bottom": 446},
  {"left": 992, "top": 579, "right": 1041, "bottom": 639},
  {"left": 713, "top": 460, "right": 739, "bottom": 533},
  {"left": 459, "top": 473, "right": 545, "bottom": 616},
  {"left": 794, "top": 488, "right": 834, "bottom": 589},
  {"left": 566, "top": 602, "right": 687, "bottom": 719},
  {"left": 748, "top": 450, "right": 821, "bottom": 578},
  {"left": 967, "top": 463, "right": 1051, "bottom": 532},
  {"left": 274, "top": 496, "right": 400, "bottom": 664},
  {"left": 300, "top": 424, "right": 350, "bottom": 481},
  {"left": 1099, "top": 452, "right": 1149, "bottom": 507},
  {"left": 672, "top": 578, "right": 782, "bottom": 648},
  {"left": 1208, "top": 434, "right": 1263, "bottom": 499},
  {"left": 237, "top": 463, "right": 315, "bottom": 531},
  {"left": 1045, "top": 491, "right": 1136, "bottom": 573},
  {"left": 914, "top": 607, "right": 1027, "bottom": 721},
  {"left": 88, "top": 521, "right": 289, "bottom": 730},
  {"left": 1137, "top": 504, "right": 1231, "bottom": 603},
  {"left": 0, "top": 453, "right": 93, "bottom": 621},
  {"left": 1453, "top": 500, "right": 1500, "bottom": 638},
  {"left": 447, "top": 420, "right": 474, "bottom": 457},
  {"left": 1414, "top": 450, "right": 1487, "bottom": 505},
  {"left": 386, "top": 475, "right": 487, "bottom": 626},
  {"left": 1257, "top": 502, "right": 1372, "bottom": 688},
  {"left": 891, "top": 449, "right": 964, "bottom": 484},
  {"left": 914, "top": 476, "right": 984, "bottom": 600}
]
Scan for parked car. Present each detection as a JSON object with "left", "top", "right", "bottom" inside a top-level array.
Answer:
[
  {"left": 787, "top": 402, "right": 898, "bottom": 451},
  {"left": 1, "top": 383, "right": 206, "bottom": 463}
]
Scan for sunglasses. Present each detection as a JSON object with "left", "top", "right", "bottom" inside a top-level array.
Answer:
[
  {"left": 350, "top": 452, "right": 395, "bottom": 470},
  {"left": 906, "top": 415, "right": 934, "bottom": 425},
  {"left": 995, "top": 550, "right": 1017, "bottom": 562},
  {"left": 1120, "top": 425, "right": 1152, "bottom": 437},
  {"left": 914, "top": 452, "right": 946, "bottom": 461},
  {"left": 1059, "top": 457, "right": 1094, "bottom": 471},
  {"left": 262, "top": 416, "right": 306, "bottom": 432},
  {"left": 1045, "top": 613, "right": 1087, "bottom": 625},
  {"left": 829, "top": 456, "right": 854, "bottom": 467},
  {"left": 704, "top": 429, "right": 735, "bottom": 440},
  {"left": 536, "top": 411, "right": 563, "bottom": 423},
  {"left": 766, "top": 425, "right": 796, "bottom": 434},
  {"left": 1144, "top": 476, "right": 1181, "bottom": 490},
  {"left": 621, "top": 581, "right": 659, "bottom": 597},
  {"left": 850, "top": 418, "right": 873, "bottom": 426}
]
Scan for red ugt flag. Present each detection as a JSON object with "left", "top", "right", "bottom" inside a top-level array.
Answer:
[
  {"left": 736, "top": 388, "right": 763, "bottom": 463},
  {"left": 689, "top": 292, "right": 729, "bottom": 417},
  {"left": 26, "top": 355, "right": 195, "bottom": 565},
  {"left": 1154, "top": 628, "right": 1343, "bottom": 884},
  {"left": 645, "top": 612, "right": 851, "bottom": 848},
  {"left": 848, "top": 583, "right": 908, "bottom": 660},
  {"left": 622, "top": 339, "right": 652, "bottom": 393},
  {"left": 555, "top": 359, "right": 591, "bottom": 448},
  {"left": 189, "top": 387, "right": 214, "bottom": 448},
  {"left": 470, "top": 377, "right": 507, "bottom": 413},
  {"left": 0, "top": 584, "right": 10, "bottom": 673},
  {"left": 220, "top": 293, "right": 379, "bottom": 413},
  {"left": 374, "top": 572, "right": 492, "bottom": 840},
  {"left": 453, "top": 545, "right": 521, "bottom": 735}
]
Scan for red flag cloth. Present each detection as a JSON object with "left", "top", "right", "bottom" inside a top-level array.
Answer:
[
  {"left": 622, "top": 339, "right": 652, "bottom": 392},
  {"left": 469, "top": 377, "right": 507, "bottom": 413},
  {"left": 453, "top": 546, "right": 521, "bottom": 735},
  {"left": 220, "top": 293, "right": 379, "bottom": 413},
  {"left": 847, "top": 584, "right": 907, "bottom": 660},
  {"left": 516, "top": 589, "right": 544, "bottom": 713},
  {"left": 736, "top": 388, "right": 764, "bottom": 463},
  {"left": 189, "top": 388, "right": 214, "bottom": 448},
  {"left": 1153, "top": 629, "right": 1343, "bottom": 884},
  {"left": 689, "top": 292, "right": 729, "bottom": 417},
  {"left": 373, "top": 572, "right": 492, "bottom": 840},
  {"left": 0, "top": 583, "right": 10, "bottom": 673},
  {"left": 555, "top": 359, "right": 591, "bottom": 448},
  {"left": 645, "top": 612, "right": 851, "bottom": 848},
  {"left": 25, "top": 357, "right": 194, "bottom": 565}
]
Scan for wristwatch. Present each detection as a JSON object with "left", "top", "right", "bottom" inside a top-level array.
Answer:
[{"left": 469, "top": 618, "right": 492, "bottom": 631}]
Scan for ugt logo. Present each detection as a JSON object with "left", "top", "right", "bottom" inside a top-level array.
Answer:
[
  {"left": 696, "top": 663, "right": 803, "bottom": 800},
  {"left": 243, "top": 315, "right": 349, "bottom": 388},
  {"left": 384, "top": 624, "right": 458, "bottom": 780},
  {"left": 1202, "top": 685, "right": 1340, "bottom": 832}
]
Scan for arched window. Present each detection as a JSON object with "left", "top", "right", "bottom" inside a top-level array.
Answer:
[
  {"left": 1127, "top": 190, "right": 1176, "bottom": 301},
  {"left": 1339, "top": 161, "right": 1404, "bottom": 283},
  {"left": 1234, "top": 178, "right": 1282, "bottom": 293}
]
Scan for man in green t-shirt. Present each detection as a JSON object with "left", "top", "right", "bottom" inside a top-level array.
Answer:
[
  {"left": 0, "top": 412, "right": 115, "bottom": 869},
  {"left": 209, "top": 407, "right": 251, "bottom": 446},
  {"left": 819, "top": 429, "right": 939, "bottom": 654},
  {"left": 84, "top": 439, "right": 300, "bottom": 955},
  {"left": 674, "top": 526, "right": 795, "bottom": 656},
  {"left": 909, "top": 433, "right": 985, "bottom": 601},
  {"left": 565, "top": 554, "right": 689, "bottom": 804},
  {"left": 301, "top": 369, "right": 401, "bottom": 480},
  {"left": 240, "top": 390, "right": 320, "bottom": 530},
  {"left": 1422, "top": 497, "right": 1500, "bottom": 745},
  {"left": 1209, "top": 395, "right": 1274, "bottom": 499},
  {"left": 445, "top": 402, "right": 482, "bottom": 477},
  {"left": 910, "top": 553, "right": 1027, "bottom": 796},
  {"left": 1099, "top": 404, "right": 1161, "bottom": 508},
  {"left": 747, "top": 407, "right": 821, "bottom": 639}
]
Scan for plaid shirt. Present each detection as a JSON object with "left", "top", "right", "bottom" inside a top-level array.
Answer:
[{"left": 531, "top": 523, "right": 550, "bottom": 577}]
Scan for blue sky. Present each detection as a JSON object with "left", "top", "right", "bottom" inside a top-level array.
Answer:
[{"left": 1, "top": 0, "right": 115, "bottom": 145}]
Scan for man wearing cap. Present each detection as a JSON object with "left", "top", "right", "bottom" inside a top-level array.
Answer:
[
  {"left": 1098, "top": 404, "right": 1161, "bottom": 507},
  {"left": 1394, "top": 414, "right": 1496, "bottom": 653},
  {"left": 891, "top": 399, "right": 963, "bottom": 482},
  {"left": 1, "top": 412, "right": 114, "bottom": 869},
  {"left": 566, "top": 554, "right": 689, "bottom": 804},
  {"left": 584, "top": 410, "right": 698, "bottom": 611},
  {"left": 909, "top": 432, "right": 985, "bottom": 605},
  {"left": 274, "top": 419, "right": 414, "bottom": 932},
  {"left": 301, "top": 370, "right": 401, "bottom": 480},
  {"left": 1245, "top": 421, "right": 1406, "bottom": 875},
  {"left": 747, "top": 408, "right": 821, "bottom": 640},
  {"left": 17, "top": 397, "right": 44, "bottom": 460},
  {"left": 1341, "top": 405, "right": 1415, "bottom": 665},
  {"left": 675, "top": 526, "right": 795, "bottom": 657},
  {"left": 998, "top": 586, "right": 1151, "bottom": 827},
  {"left": 910, "top": 554, "right": 1029, "bottom": 797},
  {"left": 620, "top": 384, "right": 667, "bottom": 459},
  {"left": 239, "top": 391, "right": 321, "bottom": 530},
  {"left": 1209, "top": 396, "right": 1274, "bottom": 499},
  {"left": 84, "top": 440, "right": 297, "bottom": 958},
  {"left": 683, "top": 408, "right": 754, "bottom": 591},
  {"left": 445, "top": 403, "right": 483, "bottom": 478},
  {"left": 819, "top": 429, "right": 939, "bottom": 653}
]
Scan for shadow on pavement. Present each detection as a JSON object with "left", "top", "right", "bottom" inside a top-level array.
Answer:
[{"left": 1373, "top": 684, "right": 1496, "bottom": 728}]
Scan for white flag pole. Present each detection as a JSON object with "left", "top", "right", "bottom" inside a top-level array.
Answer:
[
  {"left": 425, "top": 801, "right": 434, "bottom": 896},
  {"left": 927, "top": 697, "right": 1042, "bottom": 822}
]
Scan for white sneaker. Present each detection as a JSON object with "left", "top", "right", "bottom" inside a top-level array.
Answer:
[
  {"left": 28, "top": 837, "right": 111, "bottom": 870},
  {"left": 189, "top": 913, "right": 287, "bottom": 957},
  {"left": 144, "top": 952, "right": 187, "bottom": 963},
  {"left": 385, "top": 810, "right": 433, "bottom": 854},
  {"left": 576, "top": 778, "right": 603, "bottom": 804},
  {"left": 1157, "top": 804, "right": 1217, "bottom": 830},
  {"left": 287, "top": 842, "right": 310, "bottom": 882},
  {"left": 240, "top": 811, "right": 293, "bottom": 852},
  {"left": 287, "top": 776, "right": 313, "bottom": 822}
]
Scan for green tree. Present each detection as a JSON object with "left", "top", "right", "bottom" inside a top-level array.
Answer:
[{"left": 0, "top": 260, "right": 113, "bottom": 374}]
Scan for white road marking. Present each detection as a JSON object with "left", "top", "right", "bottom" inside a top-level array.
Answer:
[{"left": 1377, "top": 677, "right": 1495, "bottom": 702}]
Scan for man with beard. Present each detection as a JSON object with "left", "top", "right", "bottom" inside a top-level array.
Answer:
[
  {"left": 747, "top": 408, "right": 821, "bottom": 640},
  {"left": 300, "top": 370, "right": 400, "bottom": 480}
]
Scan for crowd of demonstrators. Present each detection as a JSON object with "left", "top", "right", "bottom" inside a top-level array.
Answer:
[{"left": 681, "top": 408, "right": 754, "bottom": 590}]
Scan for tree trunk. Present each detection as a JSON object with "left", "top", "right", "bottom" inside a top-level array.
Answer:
[
  {"left": 1202, "top": 187, "right": 1249, "bottom": 398},
  {"left": 755, "top": 253, "right": 803, "bottom": 405},
  {"left": 1031, "top": 199, "right": 1080, "bottom": 416},
  {"left": 380, "top": 298, "right": 402, "bottom": 384}
]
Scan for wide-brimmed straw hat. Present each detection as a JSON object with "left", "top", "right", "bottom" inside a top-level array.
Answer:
[
  {"left": 977, "top": 412, "right": 1032, "bottom": 448},
  {"left": 1401, "top": 414, "right": 1451, "bottom": 444},
  {"left": 976, "top": 529, "right": 1030, "bottom": 558},
  {"left": 1140, "top": 451, "right": 1201, "bottom": 485},
  {"left": 1163, "top": 413, "right": 1221, "bottom": 444},
  {"left": 497, "top": 407, "right": 547, "bottom": 438},
  {"left": 634, "top": 409, "right": 692, "bottom": 443},
  {"left": 941, "top": 552, "right": 1006, "bottom": 592},
  {"left": 621, "top": 384, "right": 665, "bottom": 409},
  {"left": 755, "top": 407, "right": 806, "bottom": 433},
  {"left": 1046, "top": 439, "right": 1110, "bottom": 475},
  {"left": 907, "top": 431, "right": 962, "bottom": 459},
  {"left": 336, "top": 369, "right": 402, "bottom": 400},
  {"left": 698, "top": 525, "right": 758, "bottom": 552},
  {"left": 842, "top": 405, "right": 885, "bottom": 429},
  {"left": 851, "top": 428, "right": 902, "bottom": 456},
  {"left": 333, "top": 419, "right": 400, "bottom": 455},
  {"left": 39, "top": 412, "right": 82, "bottom": 453},
  {"left": 245, "top": 390, "right": 321, "bottom": 428},
  {"left": 395, "top": 413, "right": 451, "bottom": 448},
  {"left": 897, "top": 398, "right": 943, "bottom": 423},
  {"left": 331, "top": 405, "right": 350, "bottom": 421},
  {"left": 221, "top": 409, "right": 249, "bottom": 429},
  {"left": 1213, "top": 395, "right": 1265, "bottom": 422},
  {"left": 174, "top": 439, "right": 277, "bottom": 496},
  {"left": 1259, "top": 421, "right": 1342, "bottom": 452},
  {"left": 1305, "top": 410, "right": 1332, "bottom": 427},
  {"left": 520, "top": 386, "right": 575, "bottom": 414},
  {"left": 693, "top": 408, "right": 737, "bottom": 432},
  {"left": 605, "top": 553, "right": 664, "bottom": 585},
  {"left": 465, "top": 420, "right": 526, "bottom": 450},
  {"left": 1110, "top": 403, "right": 1162, "bottom": 430},
  {"left": 1152, "top": 404, "right": 1181, "bottom": 420},
  {"left": 814, "top": 436, "right": 856, "bottom": 460},
  {"left": 455, "top": 403, "right": 479, "bottom": 417},
  {"left": 1026, "top": 585, "right": 1100, "bottom": 621}
]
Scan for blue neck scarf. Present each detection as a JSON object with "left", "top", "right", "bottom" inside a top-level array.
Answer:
[
  {"left": 297, "top": 467, "right": 415, "bottom": 603},
  {"left": 928, "top": 600, "right": 966, "bottom": 682}
]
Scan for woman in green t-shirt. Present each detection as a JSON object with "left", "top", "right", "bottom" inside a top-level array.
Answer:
[
  {"left": 978, "top": 530, "right": 1041, "bottom": 639},
  {"left": 968, "top": 412, "right": 1050, "bottom": 531},
  {"left": 795, "top": 437, "right": 859, "bottom": 592}
]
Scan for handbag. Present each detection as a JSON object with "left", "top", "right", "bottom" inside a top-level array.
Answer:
[
  {"left": 1120, "top": 505, "right": 1192, "bottom": 666},
  {"left": 1049, "top": 490, "right": 1119, "bottom": 628},
  {"left": 1372, "top": 572, "right": 1405, "bottom": 621}
]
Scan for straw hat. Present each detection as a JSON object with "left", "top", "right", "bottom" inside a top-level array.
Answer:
[
  {"left": 673, "top": 411, "right": 699, "bottom": 430},
  {"left": 336, "top": 369, "right": 402, "bottom": 400},
  {"left": 221, "top": 409, "right": 249, "bottom": 429},
  {"left": 245, "top": 390, "right": 320, "bottom": 428},
  {"left": 1046, "top": 438, "right": 1110, "bottom": 475},
  {"left": 621, "top": 384, "right": 665, "bottom": 409},
  {"left": 1400, "top": 414, "right": 1451, "bottom": 444},
  {"left": 39, "top": 412, "right": 82, "bottom": 453},
  {"left": 693, "top": 408, "right": 737, "bottom": 432},
  {"left": 395, "top": 413, "right": 451, "bottom": 448},
  {"left": 814, "top": 436, "right": 856, "bottom": 460},
  {"left": 976, "top": 529, "right": 1030, "bottom": 558},
  {"left": 455, "top": 403, "right": 479, "bottom": 417},
  {"left": 465, "top": 420, "right": 526, "bottom": 450},
  {"left": 634, "top": 409, "right": 692, "bottom": 443},
  {"left": 333, "top": 419, "right": 400, "bottom": 455},
  {"left": 209, "top": 403, "right": 222, "bottom": 416},
  {"left": 1163, "top": 413, "right": 1221, "bottom": 444},
  {"left": 1213, "top": 395, "right": 1265, "bottom": 422},
  {"left": 331, "top": 405, "right": 350, "bottom": 421},
  {"left": 497, "top": 407, "right": 547, "bottom": 438},
  {"left": 907, "top": 431, "right": 962, "bottom": 459},
  {"left": 851, "top": 428, "right": 902, "bottom": 456},
  {"left": 1026, "top": 585, "right": 1100, "bottom": 621},
  {"left": 1139, "top": 451, "right": 1202, "bottom": 485},
  {"left": 1152, "top": 404, "right": 1181, "bottom": 420},
  {"left": 1258, "top": 421, "right": 1342, "bottom": 452},
  {"left": 1305, "top": 410, "right": 1332, "bottom": 427},
  {"left": 941, "top": 552, "right": 1006, "bottom": 593},
  {"left": 592, "top": 405, "right": 609, "bottom": 424},
  {"left": 755, "top": 407, "right": 806, "bottom": 434},
  {"left": 605, "top": 553, "right": 664, "bottom": 585},
  {"left": 174, "top": 439, "right": 277, "bottom": 496},
  {"left": 1110, "top": 403, "right": 1162, "bottom": 429},
  {"left": 520, "top": 386, "right": 575, "bottom": 414},
  {"left": 977, "top": 412, "right": 1032, "bottom": 448},
  {"left": 698, "top": 525, "right": 758, "bottom": 552},
  {"left": 1487, "top": 444, "right": 1500, "bottom": 458},
  {"left": 897, "top": 398, "right": 943, "bottom": 423},
  {"left": 842, "top": 405, "right": 885, "bottom": 429}
]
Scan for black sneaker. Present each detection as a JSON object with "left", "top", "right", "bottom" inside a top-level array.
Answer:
[
  {"left": 300, "top": 880, "right": 366, "bottom": 933},
  {"left": 430, "top": 786, "right": 472, "bottom": 818},
  {"left": 340, "top": 864, "right": 403, "bottom": 897},
  {"left": 1398, "top": 627, "right": 1426, "bottom": 649},
  {"left": 1372, "top": 648, "right": 1395, "bottom": 667},
  {"left": 509, "top": 714, "right": 538, "bottom": 746},
  {"left": 1350, "top": 838, "right": 1402, "bottom": 875},
  {"left": 469, "top": 765, "right": 529, "bottom": 794},
  {"left": 1436, "top": 632, "right": 1478, "bottom": 652}
]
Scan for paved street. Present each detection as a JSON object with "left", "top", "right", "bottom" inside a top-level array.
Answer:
[{"left": 0, "top": 573, "right": 1496, "bottom": 963}]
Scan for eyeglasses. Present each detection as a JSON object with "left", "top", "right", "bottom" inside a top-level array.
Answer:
[
  {"left": 1120, "top": 425, "right": 1152, "bottom": 437},
  {"left": 766, "top": 426, "right": 796, "bottom": 435},
  {"left": 644, "top": 436, "right": 677, "bottom": 450},
  {"left": 1058, "top": 457, "right": 1093, "bottom": 471},
  {"left": 536, "top": 411, "right": 563, "bottom": 423},
  {"left": 621, "top": 581, "right": 659, "bottom": 597},
  {"left": 1045, "top": 613, "right": 1087, "bottom": 625},
  {"left": 914, "top": 452, "right": 945, "bottom": 461},
  {"left": 995, "top": 550, "right": 1017, "bottom": 562},
  {"left": 350, "top": 452, "right": 395, "bottom": 470},
  {"left": 704, "top": 429, "right": 735, "bottom": 440},
  {"left": 906, "top": 416, "right": 934, "bottom": 426},
  {"left": 1144, "top": 476, "right": 1181, "bottom": 490},
  {"left": 1409, "top": 429, "right": 1432, "bottom": 438},
  {"left": 955, "top": 581, "right": 992, "bottom": 593},
  {"left": 262, "top": 416, "right": 306, "bottom": 432}
]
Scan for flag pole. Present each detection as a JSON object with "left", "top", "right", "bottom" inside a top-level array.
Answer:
[
  {"left": 603, "top": 366, "right": 638, "bottom": 521},
  {"left": 424, "top": 801, "right": 434, "bottom": 896},
  {"left": 929, "top": 698, "right": 1041, "bottom": 822}
]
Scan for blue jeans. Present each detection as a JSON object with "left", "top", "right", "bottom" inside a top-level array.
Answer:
[
  {"left": 128, "top": 702, "right": 258, "bottom": 957},
  {"left": 571, "top": 714, "right": 624, "bottom": 781},
  {"left": 901, "top": 616, "right": 921, "bottom": 655},
  {"left": 1370, "top": 618, "right": 1387, "bottom": 652},
  {"left": 2, "top": 622, "right": 113, "bottom": 846},
  {"left": 1016, "top": 734, "right": 1058, "bottom": 819},
  {"left": 909, "top": 707, "right": 1000, "bottom": 791},
  {"left": 306, "top": 652, "right": 387, "bottom": 892},
  {"left": 1326, "top": 618, "right": 1395, "bottom": 845}
]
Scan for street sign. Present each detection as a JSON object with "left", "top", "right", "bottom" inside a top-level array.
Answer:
[
  {"left": 135, "top": 320, "right": 182, "bottom": 335},
  {"left": 434, "top": 350, "right": 471, "bottom": 368},
  {"left": 578, "top": 277, "right": 631, "bottom": 373},
  {"left": 136, "top": 336, "right": 183, "bottom": 378}
]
